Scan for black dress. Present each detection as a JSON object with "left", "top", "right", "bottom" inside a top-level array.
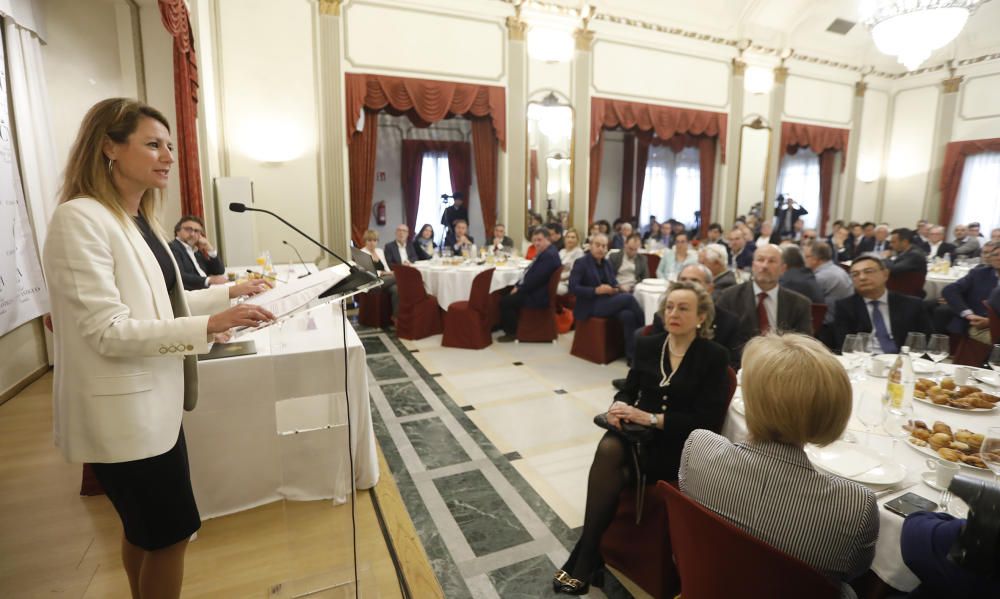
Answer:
[
  {"left": 614, "top": 333, "right": 731, "bottom": 482},
  {"left": 90, "top": 214, "right": 201, "bottom": 551}
]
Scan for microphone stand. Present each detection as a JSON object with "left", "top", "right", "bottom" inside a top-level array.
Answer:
[{"left": 282, "top": 240, "right": 312, "bottom": 278}]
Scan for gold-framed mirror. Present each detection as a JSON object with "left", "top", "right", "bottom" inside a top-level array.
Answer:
[
  {"left": 734, "top": 116, "right": 772, "bottom": 221},
  {"left": 526, "top": 90, "right": 574, "bottom": 233}
]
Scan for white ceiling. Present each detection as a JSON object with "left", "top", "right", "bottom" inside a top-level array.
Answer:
[{"left": 537, "top": 0, "right": 1000, "bottom": 74}]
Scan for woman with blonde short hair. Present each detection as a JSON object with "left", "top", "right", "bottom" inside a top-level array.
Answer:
[
  {"left": 360, "top": 228, "right": 399, "bottom": 316},
  {"left": 679, "top": 333, "right": 878, "bottom": 586}
]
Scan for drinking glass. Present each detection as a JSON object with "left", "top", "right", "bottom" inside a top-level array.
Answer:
[
  {"left": 988, "top": 345, "right": 1000, "bottom": 386},
  {"left": 842, "top": 334, "right": 861, "bottom": 378},
  {"left": 905, "top": 332, "right": 927, "bottom": 363},
  {"left": 981, "top": 427, "right": 1000, "bottom": 484},
  {"left": 882, "top": 402, "right": 914, "bottom": 461},
  {"left": 856, "top": 391, "right": 883, "bottom": 447},
  {"left": 926, "top": 334, "right": 950, "bottom": 372}
]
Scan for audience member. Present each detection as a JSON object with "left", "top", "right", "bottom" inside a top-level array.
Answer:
[
  {"left": 557, "top": 228, "right": 584, "bottom": 296},
  {"left": 441, "top": 196, "right": 467, "bottom": 242},
  {"left": 169, "top": 215, "right": 226, "bottom": 291},
  {"left": 414, "top": 223, "right": 437, "bottom": 260},
  {"left": 853, "top": 222, "right": 877, "bottom": 257},
  {"left": 672, "top": 264, "right": 744, "bottom": 368},
  {"left": 799, "top": 228, "right": 818, "bottom": 247},
  {"left": 778, "top": 245, "right": 824, "bottom": 304},
  {"left": 940, "top": 241, "right": 1000, "bottom": 344},
  {"left": 727, "top": 228, "right": 756, "bottom": 271},
  {"left": 657, "top": 232, "right": 698, "bottom": 278},
  {"left": 547, "top": 222, "right": 565, "bottom": 250},
  {"left": 447, "top": 219, "right": 475, "bottom": 255},
  {"left": 586, "top": 222, "right": 602, "bottom": 245},
  {"left": 913, "top": 220, "right": 932, "bottom": 253},
  {"left": 611, "top": 222, "right": 632, "bottom": 250},
  {"left": 833, "top": 254, "right": 931, "bottom": 353},
  {"left": 901, "top": 510, "right": 1000, "bottom": 598},
  {"left": 680, "top": 334, "right": 877, "bottom": 588},
  {"left": 361, "top": 229, "right": 399, "bottom": 315},
  {"left": 805, "top": 242, "right": 853, "bottom": 326},
  {"left": 700, "top": 243, "right": 737, "bottom": 300},
  {"left": 790, "top": 218, "right": 806, "bottom": 242},
  {"left": 992, "top": 227, "right": 1000, "bottom": 244},
  {"left": 643, "top": 220, "right": 667, "bottom": 247},
  {"left": 926, "top": 225, "right": 956, "bottom": 259},
  {"left": 595, "top": 219, "right": 612, "bottom": 236},
  {"left": 489, "top": 223, "right": 514, "bottom": 253},
  {"left": 568, "top": 234, "right": 645, "bottom": 363},
  {"left": 775, "top": 196, "right": 808, "bottom": 239},
  {"left": 706, "top": 222, "right": 727, "bottom": 249},
  {"left": 953, "top": 224, "right": 981, "bottom": 258},
  {"left": 608, "top": 233, "right": 649, "bottom": 293},
  {"left": 828, "top": 225, "right": 852, "bottom": 262},
  {"left": 555, "top": 282, "right": 730, "bottom": 595},
  {"left": 498, "top": 228, "right": 561, "bottom": 342},
  {"left": 860, "top": 224, "right": 891, "bottom": 256},
  {"left": 716, "top": 244, "right": 813, "bottom": 340},
  {"left": 887, "top": 227, "right": 928, "bottom": 275},
  {"left": 969, "top": 222, "right": 984, "bottom": 238},
  {"left": 384, "top": 224, "right": 418, "bottom": 268},
  {"left": 756, "top": 220, "right": 779, "bottom": 247}
]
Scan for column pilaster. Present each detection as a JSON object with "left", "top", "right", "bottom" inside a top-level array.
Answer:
[
  {"left": 571, "top": 28, "right": 594, "bottom": 234},
  {"left": 723, "top": 59, "right": 746, "bottom": 224},
  {"left": 840, "top": 81, "right": 866, "bottom": 222},
  {"left": 762, "top": 65, "right": 788, "bottom": 223},
  {"left": 505, "top": 16, "right": 528, "bottom": 244},
  {"left": 924, "top": 75, "right": 962, "bottom": 223}
]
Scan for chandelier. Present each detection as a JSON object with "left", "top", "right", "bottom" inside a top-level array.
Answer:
[{"left": 861, "top": 0, "right": 988, "bottom": 71}]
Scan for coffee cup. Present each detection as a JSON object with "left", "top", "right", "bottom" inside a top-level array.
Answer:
[
  {"left": 868, "top": 357, "right": 889, "bottom": 377},
  {"left": 925, "top": 458, "right": 961, "bottom": 489},
  {"left": 953, "top": 366, "right": 971, "bottom": 385}
]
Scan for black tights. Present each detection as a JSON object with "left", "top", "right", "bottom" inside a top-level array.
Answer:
[{"left": 563, "top": 432, "right": 634, "bottom": 580}]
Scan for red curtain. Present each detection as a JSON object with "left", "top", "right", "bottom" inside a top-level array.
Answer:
[
  {"left": 348, "top": 109, "right": 379, "bottom": 246},
  {"left": 620, "top": 134, "right": 636, "bottom": 220},
  {"left": 471, "top": 118, "right": 498, "bottom": 234},
  {"left": 158, "top": 0, "right": 203, "bottom": 218},
  {"left": 781, "top": 122, "right": 849, "bottom": 236},
  {"left": 635, "top": 136, "right": 650, "bottom": 215},
  {"left": 400, "top": 140, "right": 471, "bottom": 236},
  {"left": 818, "top": 150, "right": 836, "bottom": 237},
  {"left": 940, "top": 137, "right": 1000, "bottom": 228}
]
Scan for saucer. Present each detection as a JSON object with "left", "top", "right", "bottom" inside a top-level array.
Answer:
[{"left": 921, "top": 471, "right": 947, "bottom": 492}]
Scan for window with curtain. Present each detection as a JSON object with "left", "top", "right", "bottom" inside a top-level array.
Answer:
[
  {"left": 414, "top": 152, "right": 453, "bottom": 243},
  {"left": 952, "top": 151, "right": 1000, "bottom": 233},
  {"left": 638, "top": 146, "right": 701, "bottom": 227},
  {"left": 776, "top": 148, "right": 820, "bottom": 229}
]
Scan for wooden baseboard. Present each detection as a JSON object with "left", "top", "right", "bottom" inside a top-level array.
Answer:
[{"left": 0, "top": 364, "right": 50, "bottom": 405}]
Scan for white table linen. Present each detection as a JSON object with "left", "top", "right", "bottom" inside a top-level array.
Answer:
[
  {"left": 923, "top": 269, "right": 965, "bottom": 301},
  {"left": 184, "top": 301, "right": 379, "bottom": 519},
  {"left": 720, "top": 360, "right": 998, "bottom": 591},
  {"left": 413, "top": 260, "right": 528, "bottom": 309},
  {"left": 634, "top": 278, "right": 673, "bottom": 325}
]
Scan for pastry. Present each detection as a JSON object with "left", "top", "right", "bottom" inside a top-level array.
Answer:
[
  {"left": 961, "top": 455, "right": 987, "bottom": 469},
  {"left": 908, "top": 438, "right": 928, "bottom": 447},
  {"left": 932, "top": 422, "right": 953, "bottom": 436},
  {"left": 929, "top": 433, "right": 952, "bottom": 450},
  {"left": 937, "top": 447, "right": 963, "bottom": 462},
  {"left": 911, "top": 428, "right": 932, "bottom": 441},
  {"left": 940, "top": 377, "right": 956, "bottom": 390}
]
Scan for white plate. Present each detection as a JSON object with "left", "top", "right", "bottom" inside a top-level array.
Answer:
[
  {"left": 805, "top": 441, "right": 906, "bottom": 485},
  {"left": 905, "top": 438, "right": 989, "bottom": 471},
  {"left": 972, "top": 370, "right": 1000, "bottom": 387},
  {"left": 913, "top": 394, "right": 997, "bottom": 413},
  {"left": 912, "top": 361, "right": 937, "bottom": 374}
]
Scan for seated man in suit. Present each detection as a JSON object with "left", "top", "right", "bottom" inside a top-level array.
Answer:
[
  {"left": 169, "top": 215, "right": 226, "bottom": 291},
  {"left": 497, "top": 227, "right": 561, "bottom": 342},
  {"left": 610, "top": 222, "right": 632, "bottom": 250},
  {"left": 726, "top": 228, "right": 756, "bottom": 271},
  {"left": 940, "top": 241, "right": 1000, "bottom": 344},
  {"left": 778, "top": 245, "right": 823, "bottom": 303},
  {"left": 861, "top": 224, "right": 892, "bottom": 257},
  {"left": 927, "top": 225, "right": 957, "bottom": 259},
  {"left": 852, "top": 222, "right": 877, "bottom": 257},
  {"left": 384, "top": 223, "right": 419, "bottom": 268},
  {"left": 488, "top": 223, "right": 514, "bottom": 254},
  {"left": 716, "top": 244, "right": 813, "bottom": 343},
  {"left": 805, "top": 241, "right": 854, "bottom": 328},
  {"left": 833, "top": 254, "right": 931, "bottom": 354},
  {"left": 569, "top": 234, "right": 645, "bottom": 363},
  {"left": 887, "top": 227, "right": 928, "bottom": 276},
  {"left": 700, "top": 243, "right": 737, "bottom": 301},
  {"left": 913, "top": 220, "right": 932, "bottom": 253},
  {"left": 607, "top": 233, "right": 648, "bottom": 293},
  {"left": 445, "top": 219, "right": 475, "bottom": 255},
  {"left": 547, "top": 223, "right": 565, "bottom": 251},
  {"left": 953, "top": 224, "right": 981, "bottom": 259}
]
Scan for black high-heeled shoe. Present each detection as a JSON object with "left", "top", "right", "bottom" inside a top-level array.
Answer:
[{"left": 552, "top": 569, "right": 604, "bottom": 595}]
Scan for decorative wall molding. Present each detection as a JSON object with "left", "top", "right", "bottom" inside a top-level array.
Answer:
[
  {"left": 942, "top": 76, "right": 963, "bottom": 94},
  {"left": 957, "top": 72, "right": 1000, "bottom": 121},
  {"left": 575, "top": 28, "right": 594, "bottom": 51},
  {"left": 732, "top": 59, "right": 746, "bottom": 76},
  {"left": 783, "top": 74, "right": 854, "bottom": 126},
  {"left": 318, "top": 0, "right": 342, "bottom": 16},
  {"left": 506, "top": 16, "right": 526, "bottom": 40},
  {"left": 855, "top": 81, "right": 867, "bottom": 97},
  {"left": 774, "top": 65, "right": 789, "bottom": 84}
]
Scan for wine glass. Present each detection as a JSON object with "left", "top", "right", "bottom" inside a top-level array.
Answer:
[
  {"left": 981, "top": 426, "right": 1000, "bottom": 484},
  {"left": 856, "top": 391, "right": 883, "bottom": 447},
  {"left": 882, "top": 402, "right": 914, "bottom": 462},
  {"left": 988, "top": 345, "right": 1000, "bottom": 386},
  {"left": 905, "top": 332, "right": 927, "bottom": 364},
  {"left": 926, "top": 334, "right": 950, "bottom": 373},
  {"left": 842, "top": 334, "right": 861, "bottom": 379}
]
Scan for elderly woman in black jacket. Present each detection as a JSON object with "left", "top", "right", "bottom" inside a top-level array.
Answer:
[{"left": 553, "top": 280, "right": 731, "bottom": 595}]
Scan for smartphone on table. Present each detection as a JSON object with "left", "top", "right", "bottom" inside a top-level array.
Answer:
[{"left": 884, "top": 492, "right": 938, "bottom": 517}]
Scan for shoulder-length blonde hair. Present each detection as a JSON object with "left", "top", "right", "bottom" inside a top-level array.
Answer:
[
  {"left": 59, "top": 98, "right": 171, "bottom": 232},
  {"left": 742, "top": 333, "right": 851, "bottom": 447},
  {"left": 659, "top": 280, "right": 715, "bottom": 339}
]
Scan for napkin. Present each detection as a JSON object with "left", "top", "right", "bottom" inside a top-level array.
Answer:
[{"left": 814, "top": 447, "right": 881, "bottom": 479}]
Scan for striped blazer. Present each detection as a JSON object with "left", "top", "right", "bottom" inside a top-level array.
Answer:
[{"left": 679, "top": 430, "right": 879, "bottom": 582}]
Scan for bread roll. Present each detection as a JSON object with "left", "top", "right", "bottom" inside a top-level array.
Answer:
[
  {"left": 938, "top": 448, "right": 963, "bottom": 462},
  {"left": 932, "top": 422, "right": 953, "bottom": 436},
  {"left": 929, "top": 433, "right": 953, "bottom": 450}
]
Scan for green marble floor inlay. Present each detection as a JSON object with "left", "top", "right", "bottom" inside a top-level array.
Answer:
[
  {"left": 487, "top": 555, "right": 562, "bottom": 598},
  {"left": 367, "top": 353, "right": 407, "bottom": 381},
  {"left": 400, "top": 417, "right": 471, "bottom": 470},
  {"left": 361, "top": 335, "right": 389, "bottom": 355},
  {"left": 381, "top": 381, "right": 433, "bottom": 417},
  {"left": 433, "top": 470, "right": 534, "bottom": 557}
]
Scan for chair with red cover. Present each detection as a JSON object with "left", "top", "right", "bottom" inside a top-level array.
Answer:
[
  {"left": 516, "top": 268, "right": 562, "bottom": 342},
  {"left": 442, "top": 268, "right": 494, "bottom": 349},
  {"left": 570, "top": 317, "right": 624, "bottom": 364},
  {"left": 988, "top": 305, "right": 1000, "bottom": 344},
  {"left": 887, "top": 271, "right": 927, "bottom": 298},
  {"left": 810, "top": 303, "right": 828, "bottom": 335},
  {"left": 663, "top": 482, "right": 839, "bottom": 599},
  {"left": 392, "top": 264, "right": 442, "bottom": 340},
  {"left": 952, "top": 336, "right": 991, "bottom": 367},
  {"left": 645, "top": 254, "right": 661, "bottom": 277},
  {"left": 357, "top": 288, "right": 392, "bottom": 328}
]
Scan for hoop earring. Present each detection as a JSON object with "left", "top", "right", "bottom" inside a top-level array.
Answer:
[{"left": 108, "top": 159, "right": 115, "bottom": 176}]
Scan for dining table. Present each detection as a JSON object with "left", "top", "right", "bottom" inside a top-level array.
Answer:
[
  {"left": 721, "top": 358, "right": 1000, "bottom": 592},
  {"left": 411, "top": 258, "right": 529, "bottom": 310},
  {"left": 923, "top": 266, "right": 969, "bottom": 301}
]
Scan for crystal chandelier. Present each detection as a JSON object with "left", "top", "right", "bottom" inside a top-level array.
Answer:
[{"left": 861, "top": 0, "right": 988, "bottom": 71}]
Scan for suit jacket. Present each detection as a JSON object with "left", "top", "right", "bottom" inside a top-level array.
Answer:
[
  {"left": 779, "top": 267, "right": 824, "bottom": 304},
  {"left": 732, "top": 243, "right": 756, "bottom": 270},
  {"left": 516, "top": 244, "right": 561, "bottom": 308},
  {"left": 888, "top": 247, "right": 928, "bottom": 274},
  {"left": 989, "top": 286, "right": 1000, "bottom": 319},
  {"left": 775, "top": 205, "right": 808, "bottom": 236},
  {"left": 488, "top": 235, "right": 514, "bottom": 251},
  {"left": 607, "top": 250, "right": 649, "bottom": 284},
  {"left": 383, "top": 240, "right": 419, "bottom": 268},
  {"left": 854, "top": 236, "right": 875, "bottom": 256},
  {"left": 569, "top": 253, "right": 620, "bottom": 321},
  {"left": 711, "top": 269, "right": 738, "bottom": 302},
  {"left": 610, "top": 233, "right": 626, "bottom": 250},
  {"left": 832, "top": 291, "right": 932, "bottom": 352},
  {"left": 168, "top": 238, "right": 225, "bottom": 291},
  {"left": 43, "top": 198, "right": 231, "bottom": 463},
  {"left": 615, "top": 334, "right": 731, "bottom": 482},
  {"left": 953, "top": 236, "right": 981, "bottom": 258},
  {"left": 942, "top": 265, "right": 1000, "bottom": 334},
  {"left": 444, "top": 232, "right": 475, "bottom": 252},
  {"left": 716, "top": 281, "right": 813, "bottom": 342},
  {"left": 930, "top": 242, "right": 957, "bottom": 259},
  {"left": 913, "top": 236, "right": 931, "bottom": 254}
]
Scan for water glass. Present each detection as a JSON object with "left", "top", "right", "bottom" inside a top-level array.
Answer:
[
  {"left": 855, "top": 391, "right": 882, "bottom": 447},
  {"left": 981, "top": 426, "right": 1000, "bottom": 483},
  {"left": 905, "top": 332, "right": 927, "bottom": 362},
  {"left": 926, "top": 334, "right": 950, "bottom": 371},
  {"left": 882, "top": 402, "right": 914, "bottom": 462},
  {"left": 989, "top": 345, "right": 1000, "bottom": 380}
]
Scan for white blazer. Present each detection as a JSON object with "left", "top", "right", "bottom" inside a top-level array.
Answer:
[{"left": 43, "top": 198, "right": 230, "bottom": 464}]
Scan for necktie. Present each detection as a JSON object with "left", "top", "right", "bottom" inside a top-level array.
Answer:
[
  {"left": 757, "top": 292, "right": 770, "bottom": 334},
  {"left": 869, "top": 300, "right": 898, "bottom": 354}
]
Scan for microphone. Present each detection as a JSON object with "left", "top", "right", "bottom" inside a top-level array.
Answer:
[
  {"left": 282, "top": 240, "right": 312, "bottom": 278},
  {"left": 228, "top": 202, "right": 381, "bottom": 295}
]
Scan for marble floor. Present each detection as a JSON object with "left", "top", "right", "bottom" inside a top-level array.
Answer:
[{"left": 356, "top": 322, "right": 636, "bottom": 599}]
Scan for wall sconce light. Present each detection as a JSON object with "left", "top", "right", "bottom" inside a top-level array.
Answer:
[
  {"left": 744, "top": 66, "right": 773, "bottom": 95},
  {"left": 238, "top": 117, "right": 310, "bottom": 164},
  {"left": 857, "top": 164, "right": 880, "bottom": 183}
]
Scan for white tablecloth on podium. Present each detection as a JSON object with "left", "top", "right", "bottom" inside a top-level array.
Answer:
[
  {"left": 184, "top": 301, "right": 379, "bottom": 519},
  {"left": 412, "top": 261, "right": 527, "bottom": 309},
  {"left": 721, "top": 360, "right": 998, "bottom": 591}
]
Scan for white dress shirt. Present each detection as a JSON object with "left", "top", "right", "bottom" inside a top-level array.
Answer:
[
  {"left": 863, "top": 291, "right": 892, "bottom": 353},
  {"left": 394, "top": 241, "right": 411, "bottom": 264},
  {"left": 752, "top": 282, "right": 779, "bottom": 331},
  {"left": 617, "top": 253, "right": 637, "bottom": 289}
]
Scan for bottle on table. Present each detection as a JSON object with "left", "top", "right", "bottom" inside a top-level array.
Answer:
[{"left": 885, "top": 347, "right": 915, "bottom": 409}]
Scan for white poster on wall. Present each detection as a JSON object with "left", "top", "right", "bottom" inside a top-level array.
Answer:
[{"left": 0, "top": 39, "right": 48, "bottom": 336}]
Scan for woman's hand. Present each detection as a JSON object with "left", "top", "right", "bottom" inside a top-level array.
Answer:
[
  {"left": 229, "top": 279, "right": 271, "bottom": 298},
  {"left": 608, "top": 402, "right": 650, "bottom": 426},
  {"left": 208, "top": 303, "right": 276, "bottom": 334}
]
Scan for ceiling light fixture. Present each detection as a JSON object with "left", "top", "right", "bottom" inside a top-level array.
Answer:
[{"left": 861, "top": 0, "right": 988, "bottom": 71}]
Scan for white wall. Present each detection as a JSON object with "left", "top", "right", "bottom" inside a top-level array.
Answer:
[
  {"left": 594, "top": 131, "right": 624, "bottom": 225},
  {"left": 953, "top": 68, "right": 1000, "bottom": 141},
  {"left": 851, "top": 88, "right": 890, "bottom": 224},
  {"left": 882, "top": 85, "right": 940, "bottom": 227}
]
